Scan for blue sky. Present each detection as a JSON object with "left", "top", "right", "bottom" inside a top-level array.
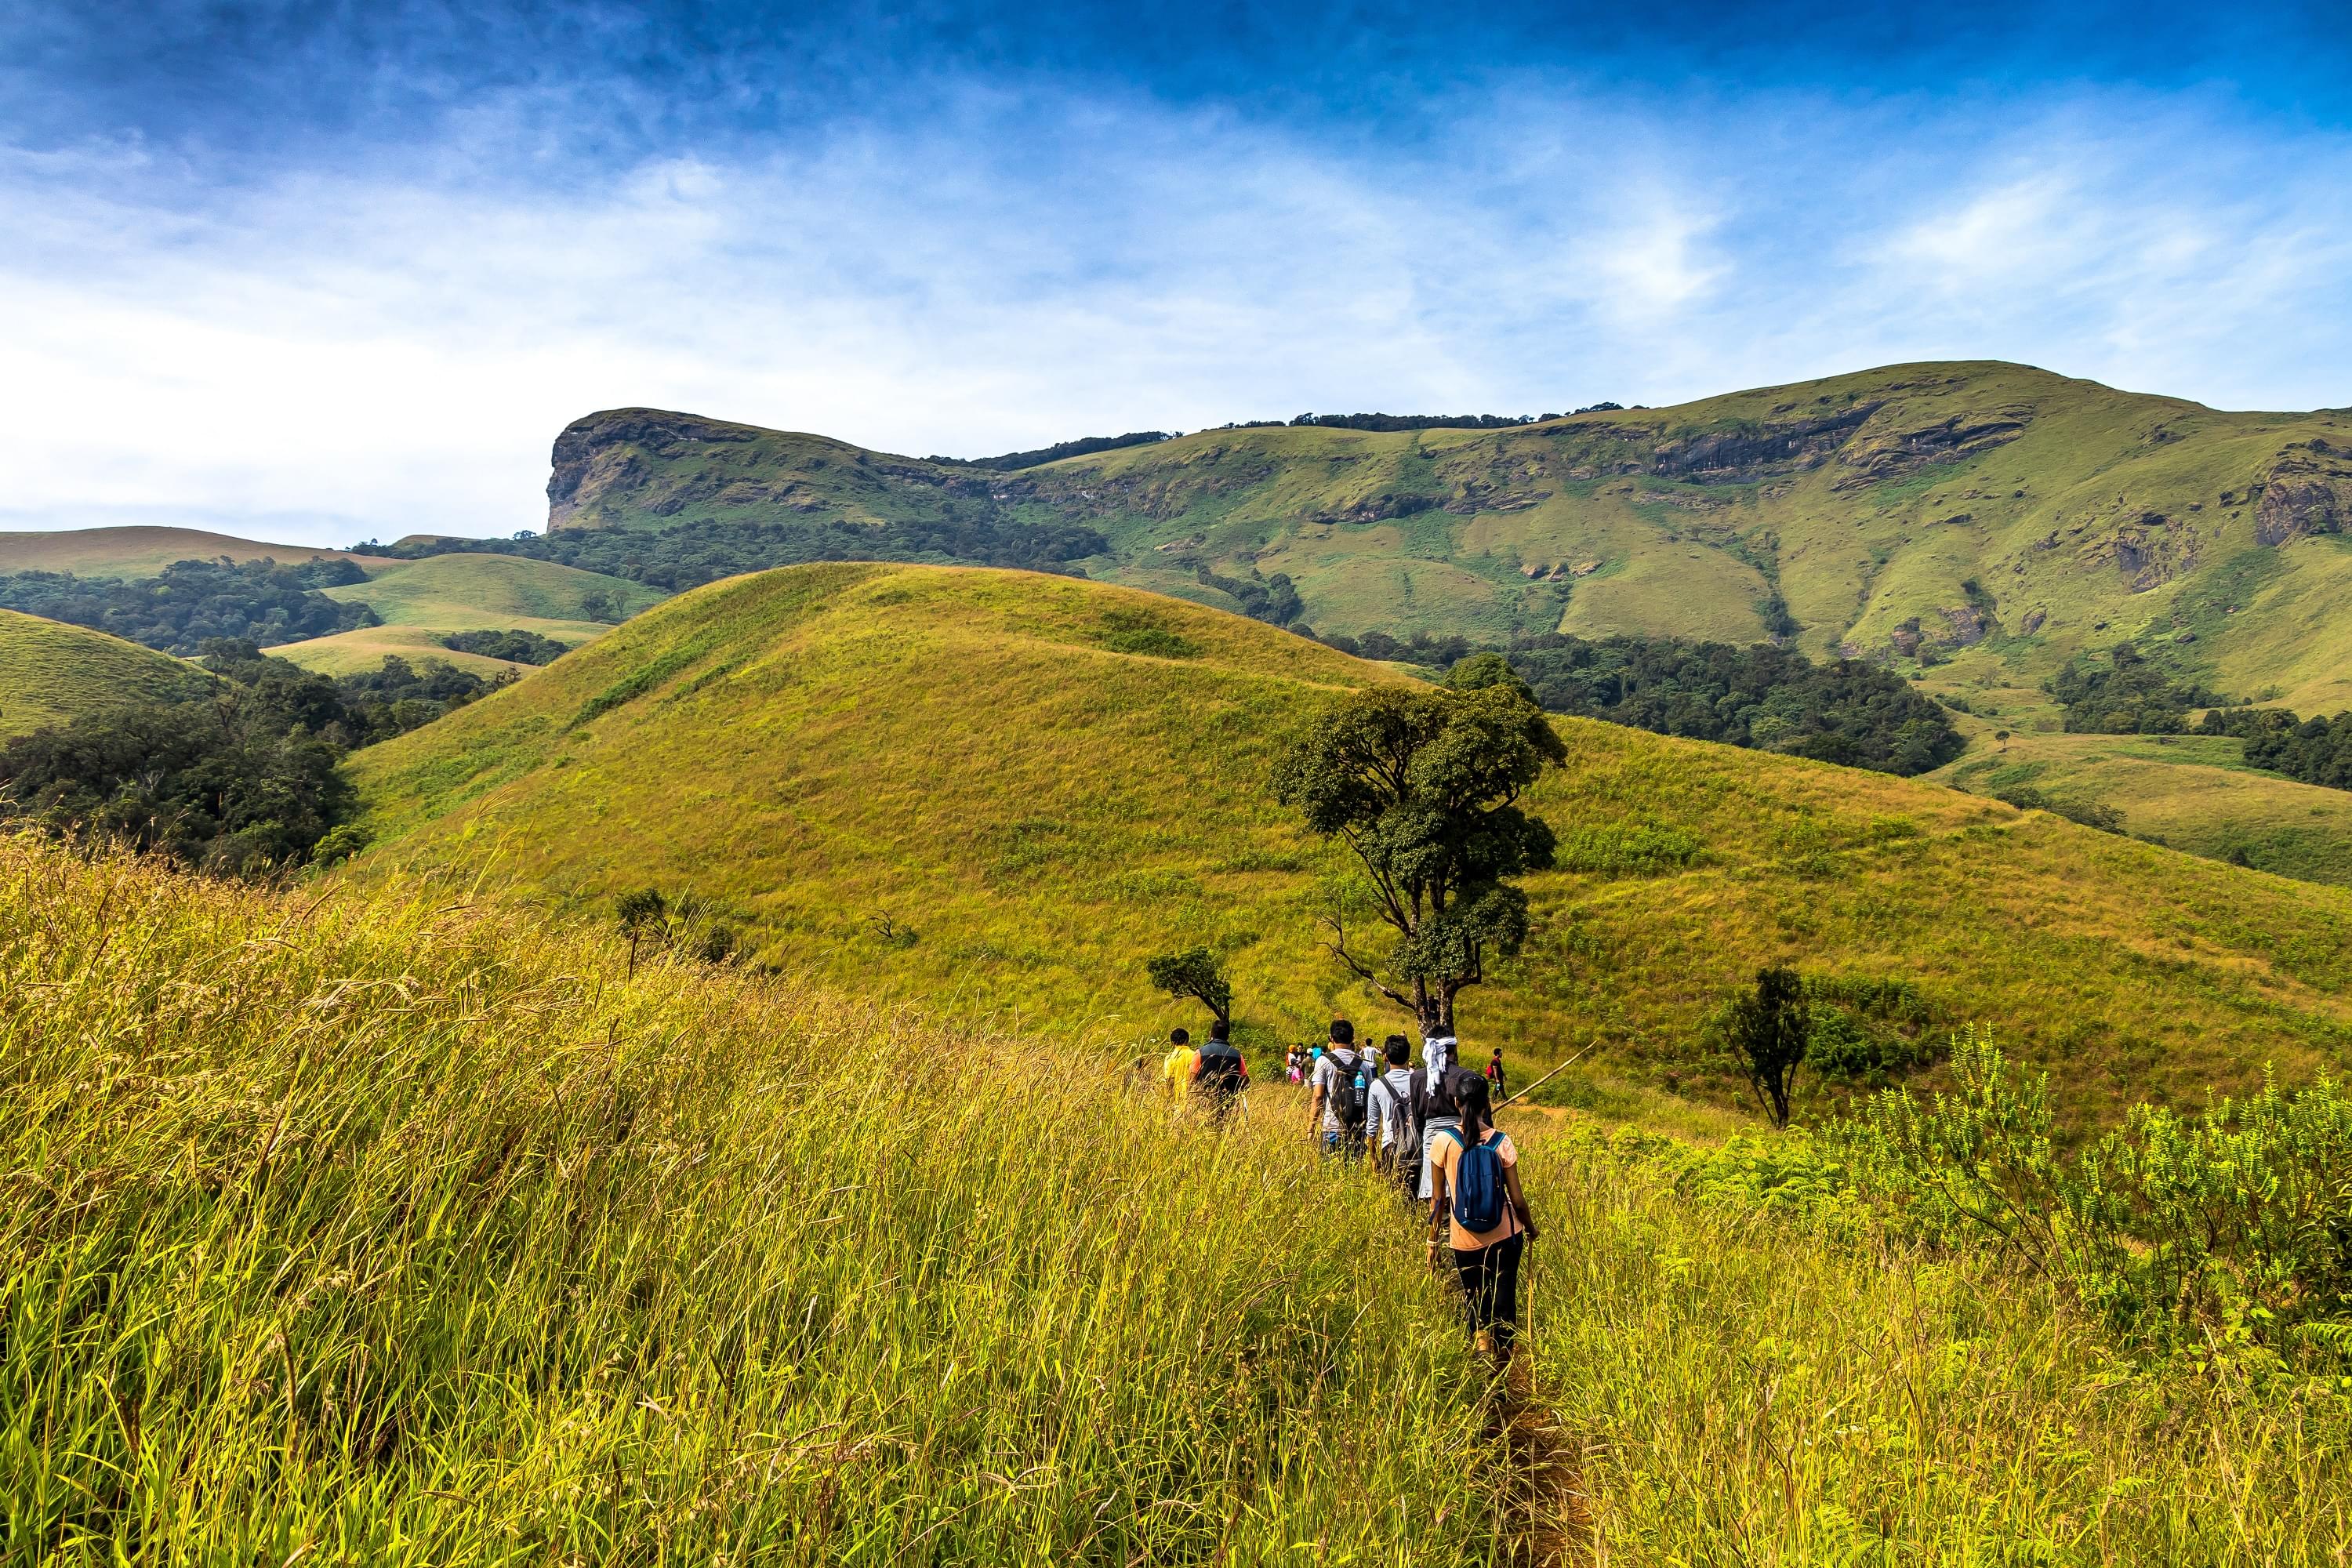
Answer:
[{"left": 5, "top": 1, "right": 2350, "bottom": 546}]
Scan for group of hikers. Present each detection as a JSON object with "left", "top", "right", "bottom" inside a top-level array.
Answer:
[{"left": 1152, "top": 1018, "right": 1538, "bottom": 1371}]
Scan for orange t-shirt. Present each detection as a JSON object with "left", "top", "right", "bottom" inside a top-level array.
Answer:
[{"left": 1430, "top": 1127, "right": 1521, "bottom": 1250}]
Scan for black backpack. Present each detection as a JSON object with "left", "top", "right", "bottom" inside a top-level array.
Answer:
[
  {"left": 1328, "top": 1051, "right": 1370, "bottom": 1132},
  {"left": 1195, "top": 1040, "right": 1246, "bottom": 1099}
]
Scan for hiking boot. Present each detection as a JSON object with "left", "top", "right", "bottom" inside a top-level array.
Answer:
[{"left": 1472, "top": 1329, "right": 1496, "bottom": 1360}]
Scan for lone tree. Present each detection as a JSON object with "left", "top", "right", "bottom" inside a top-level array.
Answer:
[
  {"left": 1272, "top": 664, "right": 1564, "bottom": 1036},
  {"left": 1145, "top": 946, "right": 1233, "bottom": 1029},
  {"left": 616, "top": 887, "right": 670, "bottom": 977},
  {"left": 1728, "top": 965, "right": 1812, "bottom": 1128}
]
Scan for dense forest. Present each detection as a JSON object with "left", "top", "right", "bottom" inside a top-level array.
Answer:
[
  {"left": 0, "top": 557, "right": 378, "bottom": 654},
  {"left": 370, "top": 513, "right": 1109, "bottom": 593},
  {"left": 2202, "top": 706, "right": 2352, "bottom": 791},
  {"left": 0, "top": 641, "right": 501, "bottom": 873},
  {"left": 1489, "top": 633, "right": 1963, "bottom": 775},
  {"left": 2048, "top": 644, "right": 2228, "bottom": 733},
  {"left": 443, "top": 628, "right": 571, "bottom": 664}
]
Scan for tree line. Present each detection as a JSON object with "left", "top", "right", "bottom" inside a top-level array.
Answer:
[
  {"left": 0, "top": 641, "right": 503, "bottom": 875},
  {"left": 2048, "top": 643, "right": 2351, "bottom": 793},
  {"left": 0, "top": 557, "right": 379, "bottom": 655},
  {"left": 1310, "top": 629, "right": 1961, "bottom": 778}
]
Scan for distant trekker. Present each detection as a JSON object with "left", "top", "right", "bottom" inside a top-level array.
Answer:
[
  {"left": 1192, "top": 1018, "right": 1249, "bottom": 1120},
  {"left": 1307, "top": 1020, "right": 1370, "bottom": 1158},
  {"left": 1367, "top": 1034, "right": 1418, "bottom": 1192},
  {"left": 1160, "top": 1028, "right": 1196, "bottom": 1098},
  {"left": 1427, "top": 1073, "right": 1540, "bottom": 1370},
  {"left": 1486, "top": 1047, "right": 1506, "bottom": 1100}
]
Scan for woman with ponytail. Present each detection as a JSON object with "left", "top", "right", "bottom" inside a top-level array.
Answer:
[{"left": 1425, "top": 1071, "right": 1539, "bottom": 1370}]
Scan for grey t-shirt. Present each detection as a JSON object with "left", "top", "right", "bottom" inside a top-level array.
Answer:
[{"left": 1312, "top": 1047, "right": 1366, "bottom": 1132}]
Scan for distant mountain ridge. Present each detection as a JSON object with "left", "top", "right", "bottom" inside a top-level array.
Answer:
[{"left": 539, "top": 362, "right": 2352, "bottom": 719}]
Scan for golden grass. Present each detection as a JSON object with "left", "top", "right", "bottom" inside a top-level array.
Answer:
[
  {"left": 1511, "top": 1118, "right": 2352, "bottom": 1563},
  {"left": 0, "top": 834, "right": 1504, "bottom": 1563},
  {"left": 345, "top": 564, "right": 2352, "bottom": 1131}
]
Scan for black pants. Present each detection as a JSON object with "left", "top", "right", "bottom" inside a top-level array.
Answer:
[{"left": 1451, "top": 1232, "right": 1524, "bottom": 1352}]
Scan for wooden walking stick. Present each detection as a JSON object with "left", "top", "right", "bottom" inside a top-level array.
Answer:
[{"left": 1494, "top": 1040, "right": 1600, "bottom": 1111}]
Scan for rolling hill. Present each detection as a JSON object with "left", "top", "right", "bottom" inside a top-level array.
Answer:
[
  {"left": 348, "top": 563, "right": 2352, "bottom": 1129},
  {"left": 0, "top": 608, "right": 201, "bottom": 738},
  {"left": 0, "top": 524, "right": 390, "bottom": 577},
  {"left": 542, "top": 362, "right": 2352, "bottom": 714},
  {"left": 264, "top": 554, "right": 663, "bottom": 675}
]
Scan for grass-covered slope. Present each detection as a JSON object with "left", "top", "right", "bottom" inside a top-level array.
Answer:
[
  {"left": 548, "top": 363, "right": 2352, "bottom": 713},
  {"left": 0, "top": 837, "right": 1496, "bottom": 1561},
  {"left": 350, "top": 564, "right": 2352, "bottom": 1127},
  {"left": 0, "top": 608, "right": 199, "bottom": 737},
  {"left": 0, "top": 525, "right": 388, "bottom": 577},
  {"left": 267, "top": 554, "right": 662, "bottom": 675}
]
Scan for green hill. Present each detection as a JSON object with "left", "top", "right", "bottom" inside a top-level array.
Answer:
[
  {"left": 0, "top": 525, "right": 389, "bottom": 578},
  {"left": 0, "top": 608, "right": 201, "bottom": 738},
  {"left": 265, "top": 554, "right": 662, "bottom": 676},
  {"left": 349, "top": 563, "right": 2352, "bottom": 1129},
  {"left": 544, "top": 363, "right": 2352, "bottom": 715}
]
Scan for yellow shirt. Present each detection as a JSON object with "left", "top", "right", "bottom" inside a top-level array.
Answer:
[
  {"left": 1431, "top": 1128, "right": 1521, "bottom": 1250},
  {"left": 1161, "top": 1044, "right": 1197, "bottom": 1092}
]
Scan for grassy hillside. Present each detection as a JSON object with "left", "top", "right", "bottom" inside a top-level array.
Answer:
[
  {"left": 0, "top": 524, "right": 389, "bottom": 577},
  {"left": 0, "top": 608, "right": 201, "bottom": 737},
  {"left": 546, "top": 364, "right": 2352, "bottom": 714},
  {"left": 350, "top": 563, "right": 2352, "bottom": 1129},
  {"left": 9, "top": 838, "right": 2343, "bottom": 1561},
  {"left": 267, "top": 554, "right": 662, "bottom": 675},
  {"left": 0, "top": 837, "right": 1503, "bottom": 1561}
]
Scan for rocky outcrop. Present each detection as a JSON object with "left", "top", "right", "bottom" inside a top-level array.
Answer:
[
  {"left": 2253, "top": 441, "right": 2352, "bottom": 546},
  {"left": 1831, "top": 412, "right": 2027, "bottom": 489},
  {"left": 2100, "top": 512, "right": 2199, "bottom": 593},
  {"left": 548, "top": 408, "right": 763, "bottom": 528},
  {"left": 1645, "top": 404, "right": 1882, "bottom": 482}
]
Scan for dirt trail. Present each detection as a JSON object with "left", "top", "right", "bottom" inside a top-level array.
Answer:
[{"left": 1490, "top": 1359, "right": 1593, "bottom": 1566}]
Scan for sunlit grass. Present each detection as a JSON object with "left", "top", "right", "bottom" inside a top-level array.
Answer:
[
  {"left": 0, "top": 836, "right": 1501, "bottom": 1563},
  {"left": 1508, "top": 1119, "right": 2352, "bottom": 1563},
  {"left": 348, "top": 563, "right": 2352, "bottom": 1130}
]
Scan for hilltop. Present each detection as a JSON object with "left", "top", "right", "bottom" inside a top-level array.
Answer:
[
  {"left": 0, "top": 524, "right": 390, "bottom": 577},
  {"left": 0, "top": 609, "right": 201, "bottom": 737},
  {"left": 350, "top": 563, "right": 2352, "bottom": 1128},
  {"left": 543, "top": 363, "right": 2352, "bottom": 714},
  {"left": 265, "top": 554, "right": 662, "bottom": 675}
]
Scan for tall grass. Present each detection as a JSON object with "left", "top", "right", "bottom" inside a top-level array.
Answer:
[
  {"left": 1515, "top": 1122, "right": 2352, "bottom": 1563},
  {"left": 0, "top": 837, "right": 1501, "bottom": 1563}
]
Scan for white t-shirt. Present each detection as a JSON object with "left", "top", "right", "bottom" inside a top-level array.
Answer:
[
  {"left": 1312, "top": 1047, "right": 1366, "bottom": 1132},
  {"left": 1367, "top": 1065, "right": 1415, "bottom": 1149}
]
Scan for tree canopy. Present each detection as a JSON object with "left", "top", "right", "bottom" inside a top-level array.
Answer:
[{"left": 1272, "top": 681, "right": 1564, "bottom": 1035}]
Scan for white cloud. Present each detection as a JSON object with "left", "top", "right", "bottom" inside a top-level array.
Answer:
[{"left": 0, "top": 84, "right": 2348, "bottom": 546}]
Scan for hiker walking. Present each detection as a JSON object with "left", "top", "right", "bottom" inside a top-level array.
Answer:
[
  {"left": 1411, "top": 1031, "right": 1465, "bottom": 1202},
  {"left": 1484, "top": 1047, "right": 1506, "bottom": 1100},
  {"left": 1427, "top": 1073, "right": 1539, "bottom": 1370},
  {"left": 1192, "top": 1018, "right": 1249, "bottom": 1122},
  {"left": 1306, "top": 1020, "right": 1370, "bottom": 1159},
  {"left": 1160, "top": 1028, "right": 1196, "bottom": 1098},
  {"left": 1366, "top": 1034, "right": 1419, "bottom": 1194}
]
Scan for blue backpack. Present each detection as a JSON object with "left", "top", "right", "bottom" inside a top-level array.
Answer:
[{"left": 1443, "top": 1125, "right": 1508, "bottom": 1232}]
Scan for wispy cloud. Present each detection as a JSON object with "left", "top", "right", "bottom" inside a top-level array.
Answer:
[{"left": 1, "top": 74, "right": 2348, "bottom": 545}]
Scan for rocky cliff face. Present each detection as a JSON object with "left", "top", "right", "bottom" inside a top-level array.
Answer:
[
  {"left": 2254, "top": 441, "right": 2352, "bottom": 546},
  {"left": 548, "top": 410, "right": 762, "bottom": 528}
]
